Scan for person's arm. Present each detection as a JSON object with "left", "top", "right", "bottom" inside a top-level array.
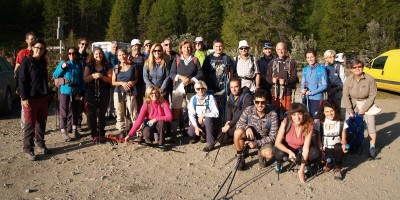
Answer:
[
  {"left": 19, "top": 59, "right": 29, "bottom": 101},
  {"left": 309, "top": 66, "right": 328, "bottom": 95},
  {"left": 192, "top": 60, "right": 203, "bottom": 83},
  {"left": 101, "top": 68, "right": 112, "bottom": 84},
  {"left": 341, "top": 121, "right": 348, "bottom": 153},
  {"left": 160, "top": 66, "right": 170, "bottom": 91},
  {"left": 299, "top": 127, "right": 313, "bottom": 183},
  {"left": 169, "top": 57, "right": 178, "bottom": 81},
  {"left": 342, "top": 75, "right": 354, "bottom": 115},
  {"left": 287, "top": 60, "right": 298, "bottom": 85},
  {"left": 84, "top": 66, "right": 94, "bottom": 83},
  {"left": 361, "top": 76, "right": 377, "bottom": 113},
  {"left": 53, "top": 61, "right": 66, "bottom": 78},
  {"left": 143, "top": 63, "right": 152, "bottom": 86},
  {"left": 236, "top": 106, "right": 251, "bottom": 130},
  {"left": 127, "top": 103, "right": 148, "bottom": 137},
  {"left": 256, "top": 111, "right": 278, "bottom": 147}
]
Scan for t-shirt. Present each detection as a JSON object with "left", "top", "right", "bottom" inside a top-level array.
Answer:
[
  {"left": 16, "top": 49, "right": 31, "bottom": 66},
  {"left": 203, "top": 54, "right": 232, "bottom": 92},
  {"left": 314, "top": 119, "right": 348, "bottom": 149}
]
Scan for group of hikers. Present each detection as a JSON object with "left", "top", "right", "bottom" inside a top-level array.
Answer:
[{"left": 15, "top": 32, "right": 380, "bottom": 183}]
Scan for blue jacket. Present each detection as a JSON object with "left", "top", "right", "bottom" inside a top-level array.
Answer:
[
  {"left": 53, "top": 60, "right": 82, "bottom": 95},
  {"left": 300, "top": 64, "right": 327, "bottom": 100}
]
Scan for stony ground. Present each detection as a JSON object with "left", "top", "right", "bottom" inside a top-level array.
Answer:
[{"left": 0, "top": 91, "right": 399, "bottom": 200}]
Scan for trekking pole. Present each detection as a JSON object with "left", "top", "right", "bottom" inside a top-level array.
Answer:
[
  {"left": 213, "top": 143, "right": 249, "bottom": 200},
  {"left": 212, "top": 132, "right": 226, "bottom": 164},
  {"left": 55, "top": 89, "right": 60, "bottom": 131},
  {"left": 95, "top": 78, "right": 100, "bottom": 144}
]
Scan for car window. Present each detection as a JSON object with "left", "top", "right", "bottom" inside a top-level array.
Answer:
[{"left": 371, "top": 56, "right": 387, "bottom": 70}]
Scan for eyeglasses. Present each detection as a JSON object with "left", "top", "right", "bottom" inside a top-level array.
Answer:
[
  {"left": 254, "top": 100, "right": 266, "bottom": 105},
  {"left": 81, "top": 43, "right": 88, "bottom": 46},
  {"left": 239, "top": 47, "right": 249, "bottom": 50},
  {"left": 153, "top": 50, "right": 162, "bottom": 53},
  {"left": 33, "top": 46, "right": 45, "bottom": 50},
  {"left": 195, "top": 43, "right": 203, "bottom": 45},
  {"left": 352, "top": 65, "right": 363, "bottom": 69},
  {"left": 68, "top": 52, "right": 75, "bottom": 55},
  {"left": 164, "top": 43, "right": 171, "bottom": 46},
  {"left": 196, "top": 88, "right": 206, "bottom": 91}
]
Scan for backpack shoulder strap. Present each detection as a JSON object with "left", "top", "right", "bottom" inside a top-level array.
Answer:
[
  {"left": 284, "top": 117, "right": 291, "bottom": 136},
  {"left": 176, "top": 56, "right": 181, "bottom": 67}
]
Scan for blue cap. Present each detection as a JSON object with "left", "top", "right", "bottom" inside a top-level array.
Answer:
[{"left": 263, "top": 42, "right": 272, "bottom": 49}]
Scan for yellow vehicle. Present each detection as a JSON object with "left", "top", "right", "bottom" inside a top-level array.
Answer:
[{"left": 364, "top": 49, "right": 400, "bottom": 93}]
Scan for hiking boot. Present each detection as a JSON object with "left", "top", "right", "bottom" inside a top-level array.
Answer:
[
  {"left": 37, "top": 146, "right": 52, "bottom": 155},
  {"left": 60, "top": 130, "right": 71, "bottom": 142},
  {"left": 99, "top": 136, "right": 107, "bottom": 144},
  {"left": 24, "top": 152, "right": 36, "bottom": 161},
  {"left": 258, "top": 149, "right": 267, "bottom": 168},
  {"left": 369, "top": 147, "right": 377, "bottom": 158},
  {"left": 200, "top": 136, "right": 206, "bottom": 143},
  {"left": 304, "top": 165, "right": 312, "bottom": 177},
  {"left": 202, "top": 144, "right": 214, "bottom": 152},
  {"left": 159, "top": 144, "right": 166, "bottom": 152},
  {"left": 236, "top": 154, "right": 246, "bottom": 171},
  {"left": 334, "top": 168, "right": 343, "bottom": 180},
  {"left": 189, "top": 137, "right": 198, "bottom": 144},
  {"left": 133, "top": 136, "right": 143, "bottom": 144},
  {"left": 274, "top": 161, "right": 283, "bottom": 173},
  {"left": 73, "top": 129, "right": 83, "bottom": 139},
  {"left": 144, "top": 138, "right": 152, "bottom": 146}
]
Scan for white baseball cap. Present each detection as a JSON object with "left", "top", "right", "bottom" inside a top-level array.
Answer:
[
  {"left": 131, "top": 39, "right": 142, "bottom": 46},
  {"left": 238, "top": 40, "right": 249, "bottom": 49},
  {"left": 144, "top": 40, "right": 151, "bottom": 45},
  {"left": 195, "top": 37, "right": 204, "bottom": 43}
]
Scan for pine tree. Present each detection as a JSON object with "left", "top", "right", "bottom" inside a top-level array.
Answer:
[
  {"left": 106, "top": 0, "right": 135, "bottom": 42},
  {"left": 137, "top": 0, "right": 156, "bottom": 39}
]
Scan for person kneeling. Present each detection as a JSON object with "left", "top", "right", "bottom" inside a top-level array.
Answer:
[
  {"left": 234, "top": 89, "right": 278, "bottom": 170},
  {"left": 187, "top": 81, "right": 219, "bottom": 152},
  {"left": 273, "top": 103, "right": 321, "bottom": 183}
]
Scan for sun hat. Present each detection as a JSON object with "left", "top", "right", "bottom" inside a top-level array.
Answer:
[{"left": 238, "top": 40, "right": 249, "bottom": 49}]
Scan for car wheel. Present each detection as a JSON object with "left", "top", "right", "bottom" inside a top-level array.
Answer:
[{"left": 2, "top": 88, "right": 12, "bottom": 114}]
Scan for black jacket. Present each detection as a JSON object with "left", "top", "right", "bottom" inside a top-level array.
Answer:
[{"left": 18, "top": 56, "right": 49, "bottom": 101}]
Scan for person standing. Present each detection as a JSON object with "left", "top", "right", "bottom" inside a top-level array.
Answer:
[
  {"left": 19, "top": 39, "right": 51, "bottom": 161},
  {"left": 105, "top": 41, "right": 119, "bottom": 120},
  {"left": 233, "top": 40, "right": 260, "bottom": 93},
  {"left": 15, "top": 32, "right": 36, "bottom": 130},
  {"left": 129, "top": 39, "right": 146, "bottom": 110},
  {"left": 257, "top": 41, "right": 274, "bottom": 104},
  {"left": 323, "top": 50, "right": 346, "bottom": 106},
  {"left": 193, "top": 37, "right": 209, "bottom": 67},
  {"left": 142, "top": 40, "right": 152, "bottom": 59},
  {"left": 76, "top": 38, "right": 89, "bottom": 131},
  {"left": 53, "top": 47, "right": 83, "bottom": 141},
  {"left": 342, "top": 59, "right": 379, "bottom": 158},
  {"left": 84, "top": 48, "right": 112, "bottom": 143},
  {"left": 266, "top": 42, "right": 298, "bottom": 119},
  {"left": 162, "top": 38, "right": 178, "bottom": 64}
]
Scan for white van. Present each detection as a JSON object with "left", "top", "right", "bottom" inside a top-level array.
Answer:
[{"left": 91, "top": 41, "right": 130, "bottom": 52}]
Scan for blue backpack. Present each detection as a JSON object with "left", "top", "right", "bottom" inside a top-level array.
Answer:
[{"left": 346, "top": 114, "right": 365, "bottom": 153}]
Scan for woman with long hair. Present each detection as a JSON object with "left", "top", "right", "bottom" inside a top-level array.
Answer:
[
  {"left": 273, "top": 103, "right": 321, "bottom": 182},
  {"left": 125, "top": 85, "right": 172, "bottom": 150},
  {"left": 143, "top": 43, "right": 170, "bottom": 97},
  {"left": 84, "top": 47, "right": 112, "bottom": 143},
  {"left": 112, "top": 49, "right": 138, "bottom": 138}
]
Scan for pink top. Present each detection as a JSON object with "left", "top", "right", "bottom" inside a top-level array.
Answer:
[
  {"left": 285, "top": 122, "right": 313, "bottom": 150},
  {"left": 128, "top": 99, "right": 172, "bottom": 137}
]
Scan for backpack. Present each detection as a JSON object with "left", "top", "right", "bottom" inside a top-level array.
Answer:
[
  {"left": 319, "top": 120, "right": 344, "bottom": 149},
  {"left": 175, "top": 56, "right": 198, "bottom": 66},
  {"left": 346, "top": 114, "right": 365, "bottom": 153},
  {"left": 271, "top": 58, "right": 299, "bottom": 89},
  {"left": 325, "top": 63, "right": 343, "bottom": 88},
  {"left": 228, "top": 91, "right": 253, "bottom": 118},
  {"left": 192, "top": 95, "right": 210, "bottom": 112}
]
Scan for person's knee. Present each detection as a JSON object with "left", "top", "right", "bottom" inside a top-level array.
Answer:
[
  {"left": 261, "top": 147, "right": 274, "bottom": 160},
  {"left": 234, "top": 128, "right": 245, "bottom": 139}
]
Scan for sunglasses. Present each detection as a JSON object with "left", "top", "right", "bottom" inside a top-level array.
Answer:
[
  {"left": 68, "top": 52, "right": 76, "bottom": 55},
  {"left": 164, "top": 43, "right": 171, "bottom": 46},
  {"left": 254, "top": 100, "right": 266, "bottom": 105},
  {"left": 153, "top": 50, "right": 162, "bottom": 53},
  {"left": 33, "top": 46, "right": 45, "bottom": 50},
  {"left": 352, "top": 66, "right": 363, "bottom": 69},
  {"left": 196, "top": 88, "right": 206, "bottom": 91},
  {"left": 239, "top": 47, "right": 249, "bottom": 50},
  {"left": 81, "top": 43, "right": 88, "bottom": 46}
]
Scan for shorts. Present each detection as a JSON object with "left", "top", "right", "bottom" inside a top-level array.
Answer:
[{"left": 308, "top": 99, "right": 322, "bottom": 119}]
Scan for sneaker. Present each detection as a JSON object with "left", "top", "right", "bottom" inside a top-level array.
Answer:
[
  {"left": 258, "top": 149, "right": 267, "bottom": 168},
  {"left": 236, "top": 154, "right": 246, "bottom": 171},
  {"left": 334, "top": 168, "right": 343, "bottom": 180},
  {"left": 159, "top": 144, "right": 166, "bottom": 152},
  {"left": 60, "top": 131, "right": 71, "bottom": 142},
  {"left": 24, "top": 152, "right": 36, "bottom": 161},
  {"left": 274, "top": 161, "right": 283, "bottom": 173},
  {"left": 202, "top": 144, "right": 214, "bottom": 152},
  {"left": 99, "top": 136, "right": 107, "bottom": 144},
  {"left": 304, "top": 165, "right": 312, "bottom": 177},
  {"left": 369, "top": 147, "right": 377, "bottom": 158},
  {"left": 37, "top": 146, "right": 52, "bottom": 155},
  {"left": 144, "top": 138, "right": 152, "bottom": 146},
  {"left": 73, "top": 129, "right": 83, "bottom": 139}
]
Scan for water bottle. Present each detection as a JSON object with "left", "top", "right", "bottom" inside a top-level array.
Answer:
[
  {"left": 326, "top": 157, "right": 332, "bottom": 164},
  {"left": 345, "top": 144, "right": 350, "bottom": 150}
]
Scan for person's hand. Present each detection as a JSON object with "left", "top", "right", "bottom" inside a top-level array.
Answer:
[
  {"left": 123, "top": 82, "right": 131, "bottom": 91},
  {"left": 288, "top": 151, "right": 296, "bottom": 162},
  {"left": 197, "top": 115, "right": 205, "bottom": 125},
  {"left": 22, "top": 100, "right": 29, "bottom": 108},
  {"left": 221, "top": 121, "right": 230, "bottom": 133},
  {"left": 272, "top": 77, "right": 277, "bottom": 84},
  {"left": 62, "top": 62, "right": 67, "bottom": 69},
  {"left": 342, "top": 143, "right": 348, "bottom": 153},
  {"left": 349, "top": 111, "right": 355, "bottom": 118},
  {"left": 195, "top": 126, "right": 202, "bottom": 136},
  {"left": 301, "top": 88, "right": 307, "bottom": 95},
  {"left": 245, "top": 127, "right": 254, "bottom": 140},
  {"left": 245, "top": 140, "right": 257, "bottom": 148},
  {"left": 147, "top": 119, "right": 157, "bottom": 126},
  {"left": 92, "top": 73, "right": 103, "bottom": 79},
  {"left": 298, "top": 165, "right": 306, "bottom": 183},
  {"left": 358, "top": 109, "right": 365, "bottom": 115},
  {"left": 124, "top": 135, "right": 131, "bottom": 143}
]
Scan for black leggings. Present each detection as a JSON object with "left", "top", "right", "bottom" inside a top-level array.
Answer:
[
  {"left": 324, "top": 143, "right": 345, "bottom": 167},
  {"left": 273, "top": 144, "right": 320, "bottom": 163}
]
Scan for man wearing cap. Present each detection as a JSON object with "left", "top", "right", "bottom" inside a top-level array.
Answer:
[
  {"left": 129, "top": 39, "right": 146, "bottom": 110},
  {"left": 194, "top": 37, "right": 209, "bottom": 67},
  {"left": 257, "top": 41, "right": 274, "bottom": 104},
  {"left": 142, "top": 40, "right": 152, "bottom": 59},
  {"left": 233, "top": 40, "right": 260, "bottom": 93},
  {"left": 266, "top": 42, "right": 298, "bottom": 119}
]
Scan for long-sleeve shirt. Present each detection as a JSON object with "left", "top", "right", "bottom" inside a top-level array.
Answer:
[
  {"left": 188, "top": 94, "right": 219, "bottom": 126},
  {"left": 170, "top": 55, "right": 203, "bottom": 90},
  {"left": 342, "top": 73, "right": 377, "bottom": 114},
  {"left": 226, "top": 92, "right": 254, "bottom": 128},
  {"left": 143, "top": 62, "right": 170, "bottom": 91},
  {"left": 300, "top": 64, "right": 328, "bottom": 100},
  {"left": 236, "top": 105, "right": 278, "bottom": 147},
  {"left": 266, "top": 57, "right": 298, "bottom": 94},
  {"left": 128, "top": 99, "right": 172, "bottom": 137},
  {"left": 19, "top": 56, "right": 49, "bottom": 101},
  {"left": 53, "top": 60, "right": 82, "bottom": 95}
]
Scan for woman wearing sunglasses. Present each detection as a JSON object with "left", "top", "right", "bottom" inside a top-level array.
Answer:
[
  {"left": 187, "top": 81, "right": 219, "bottom": 152},
  {"left": 342, "top": 59, "right": 378, "bottom": 158},
  {"left": 143, "top": 43, "right": 170, "bottom": 99}
]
